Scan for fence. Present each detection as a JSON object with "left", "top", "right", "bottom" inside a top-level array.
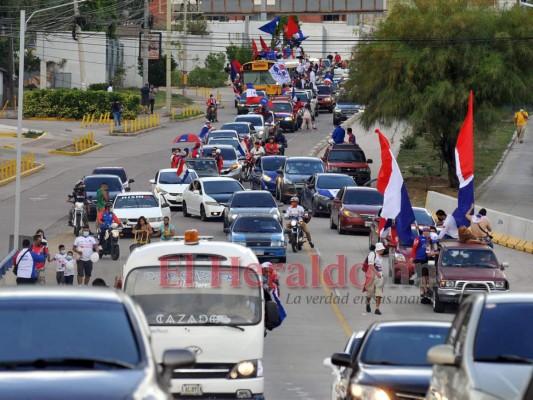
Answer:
[
  {"left": 195, "top": 87, "right": 222, "bottom": 102},
  {"left": 73, "top": 132, "right": 95, "bottom": 152},
  {"left": 0, "top": 153, "right": 36, "bottom": 180},
  {"left": 171, "top": 104, "right": 203, "bottom": 119},
  {"left": 109, "top": 114, "right": 161, "bottom": 134},
  {"left": 0, "top": 249, "right": 17, "bottom": 281},
  {"left": 81, "top": 113, "right": 111, "bottom": 128}
]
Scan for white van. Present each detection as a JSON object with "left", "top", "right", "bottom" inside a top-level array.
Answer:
[{"left": 121, "top": 230, "right": 279, "bottom": 400}]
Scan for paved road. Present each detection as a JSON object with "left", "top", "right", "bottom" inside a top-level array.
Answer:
[
  {"left": 1, "top": 93, "right": 532, "bottom": 399},
  {"left": 479, "top": 123, "right": 533, "bottom": 220}
]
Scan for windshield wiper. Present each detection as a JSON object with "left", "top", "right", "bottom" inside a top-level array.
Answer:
[
  {"left": 476, "top": 355, "right": 533, "bottom": 364},
  {"left": 365, "top": 360, "right": 399, "bottom": 366},
  {"left": 0, "top": 357, "right": 136, "bottom": 370},
  {"left": 198, "top": 322, "right": 245, "bottom": 331}
]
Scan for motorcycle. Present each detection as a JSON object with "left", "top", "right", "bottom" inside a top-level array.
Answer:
[
  {"left": 206, "top": 104, "right": 217, "bottom": 123},
  {"left": 285, "top": 212, "right": 311, "bottom": 253},
  {"left": 97, "top": 222, "right": 121, "bottom": 260},
  {"left": 240, "top": 153, "right": 256, "bottom": 182},
  {"left": 68, "top": 194, "right": 88, "bottom": 236}
]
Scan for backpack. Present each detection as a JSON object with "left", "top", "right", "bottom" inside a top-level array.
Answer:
[{"left": 362, "top": 251, "right": 376, "bottom": 273}]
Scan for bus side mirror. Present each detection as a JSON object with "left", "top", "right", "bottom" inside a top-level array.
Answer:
[{"left": 265, "top": 301, "right": 280, "bottom": 328}]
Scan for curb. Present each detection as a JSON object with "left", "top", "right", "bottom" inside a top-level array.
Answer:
[
  {"left": 492, "top": 232, "right": 533, "bottom": 254},
  {"left": 477, "top": 131, "right": 517, "bottom": 195},
  {"left": 170, "top": 114, "right": 206, "bottom": 123},
  {"left": 309, "top": 135, "right": 331, "bottom": 157},
  {"left": 109, "top": 126, "right": 162, "bottom": 137},
  {"left": 0, "top": 163, "right": 45, "bottom": 186},
  {"left": 3, "top": 145, "right": 15, "bottom": 150},
  {"left": 0, "top": 131, "right": 47, "bottom": 140},
  {"left": 26, "top": 117, "right": 78, "bottom": 122},
  {"left": 48, "top": 142, "right": 103, "bottom": 156}
]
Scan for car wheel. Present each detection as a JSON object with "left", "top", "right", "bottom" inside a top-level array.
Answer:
[
  {"left": 433, "top": 289, "right": 445, "bottom": 313},
  {"left": 337, "top": 217, "right": 345, "bottom": 235},
  {"left": 329, "top": 214, "right": 337, "bottom": 229},
  {"left": 111, "top": 245, "right": 120, "bottom": 261},
  {"left": 200, "top": 205, "right": 207, "bottom": 221},
  {"left": 329, "top": 107, "right": 333, "bottom": 113},
  {"left": 182, "top": 202, "right": 190, "bottom": 217},
  {"left": 279, "top": 256, "right": 286, "bottom": 263},
  {"left": 315, "top": 109, "right": 319, "bottom": 117},
  {"left": 311, "top": 200, "right": 319, "bottom": 217},
  {"left": 289, "top": 124, "right": 295, "bottom": 133}
]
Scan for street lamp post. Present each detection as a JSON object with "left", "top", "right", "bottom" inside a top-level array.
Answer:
[{"left": 13, "top": 0, "right": 88, "bottom": 249}]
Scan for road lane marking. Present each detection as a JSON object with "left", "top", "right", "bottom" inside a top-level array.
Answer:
[{"left": 306, "top": 246, "right": 352, "bottom": 338}]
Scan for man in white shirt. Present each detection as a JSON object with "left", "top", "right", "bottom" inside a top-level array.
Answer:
[
  {"left": 107, "top": 83, "right": 113, "bottom": 92},
  {"left": 436, "top": 210, "right": 458, "bottom": 240},
  {"left": 73, "top": 225, "right": 98, "bottom": 286},
  {"left": 364, "top": 242, "right": 386, "bottom": 315},
  {"left": 309, "top": 68, "right": 316, "bottom": 85}
]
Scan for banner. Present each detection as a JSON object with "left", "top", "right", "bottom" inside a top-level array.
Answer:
[{"left": 268, "top": 61, "right": 291, "bottom": 84}]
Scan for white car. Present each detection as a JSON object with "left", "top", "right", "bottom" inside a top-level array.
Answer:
[
  {"left": 112, "top": 191, "right": 171, "bottom": 233},
  {"left": 182, "top": 177, "right": 244, "bottom": 221},
  {"left": 149, "top": 168, "right": 198, "bottom": 208},
  {"left": 294, "top": 90, "right": 318, "bottom": 117},
  {"left": 235, "top": 114, "right": 265, "bottom": 140}
]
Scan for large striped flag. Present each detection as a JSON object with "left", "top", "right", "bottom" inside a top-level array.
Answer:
[
  {"left": 452, "top": 91, "right": 475, "bottom": 227},
  {"left": 176, "top": 156, "right": 189, "bottom": 183},
  {"left": 245, "top": 83, "right": 262, "bottom": 104},
  {"left": 375, "top": 129, "right": 416, "bottom": 246}
]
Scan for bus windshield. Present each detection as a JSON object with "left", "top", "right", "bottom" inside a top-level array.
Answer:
[
  {"left": 124, "top": 265, "right": 262, "bottom": 326},
  {"left": 243, "top": 71, "right": 276, "bottom": 86}
]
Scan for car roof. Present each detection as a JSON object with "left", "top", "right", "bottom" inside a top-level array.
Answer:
[
  {"left": 483, "top": 293, "right": 533, "bottom": 304},
  {"left": 84, "top": 174, "right": 122, "bottom": 181},
  {"left": 345, "top": 186, "right": 378, "bottom": 192},
  {"left": 203, "top": 144, "right": 235, "bottom": 150},
  {"left": 368, "top": 320, "right": 452, "bottom": 330},
  {"left": 286, "top": 156, "right": 322, "bottom": 162},
  {"left": 93, "top": 167, "right": 126, "bottom": 171},
  {"left": 159, "top": 168, "right": 178, "bottom": 173},
  {"left": 233, "top": 190, "right": 271, "bottom": 196},
  {"left": 198, "top": 177, "right": 238, "bottom": 183},
  {"left": 0, "top": 287, "right": 127, "bottom": 303},
  {"left": 211, "top": 129, "right": 238, "bottom": 134},
  {"left": 314, "top": 173, "right": 352, "bottom": 178},
  {"left": 329, "top": 143, "right": 362, "bottom": 150},
  {"left": 221, "top": 122, "right": 250, "bottom": 125},
  {"left": 116, "top": 191, "right": 154, "bottom": 197},
  {"left": 210, "top": 138, "right": 239, "bottom": 142},
  {"left": 439, "top": 241, "right": 493, "bottom": 250}
]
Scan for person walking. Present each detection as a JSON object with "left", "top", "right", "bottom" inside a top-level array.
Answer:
[
  {"left": 140, "top": 83, "right": 150, "bottom": 114},
  {"left": 73, "top": 225, "right": 98, "bottom": 286},
  {"left": 107, "top": 82, "right": 113, "bottom": 92},
  {"left": 514, "top": 108, "right": 528, "bottom": 144},
  {"left": 149, "top": 84, "right": 157, "bottom": 114},
  {"left": 13, "top": 237, "right": 46, "bottom": 285},
  {"left": 411, "top": 227, "right": 436, "bottom": 302},
  {"left": 363, "top": 243, "right": 386, "bottom": 315},
  {"left": 53, "top": 244, "right": 68, "bottom": 285},
  {"left": 32, "top": 231, "right": 49, "bottom": 284},
  {"left": 111, "top": 99, "right": 123, "bottom": 127}
]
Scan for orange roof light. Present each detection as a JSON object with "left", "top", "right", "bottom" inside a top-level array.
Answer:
[{"left": 184, "top": 229, "right": 199, "bottom": 245}]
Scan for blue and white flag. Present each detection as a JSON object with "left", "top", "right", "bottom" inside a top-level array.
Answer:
[
  {"left": 258, "top": 17, "right": 280, "bottom": 36},
  {"left": 269, "top": 61, "right": 291, "bottom": 85}
]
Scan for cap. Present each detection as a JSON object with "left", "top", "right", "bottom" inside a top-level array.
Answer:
[
  {"left": 375, "top": 242, "right": 386, "bottom": 251},
  {"left": 422, "top": 227, "right": 430, "bottom": 232}
]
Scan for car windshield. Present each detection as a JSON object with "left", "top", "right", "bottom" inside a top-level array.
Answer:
[
  {"left": 209, "top": 131, "right": 237, "bottom": 140},
  {"left": 474, "top": 302, "right": 533, "bottom": 363},
  {"left": 115, "top": 194, "right": 159, "bottom": 209},
  {"left": 286, "top": 161, "right": 325, "bottom": 174},
  {"left": 294, "top": 93, "right": 310, "bottom": 102},
  {"left": 220, "top": 124, "right": 249, "bottom": 134},
  {"left": 84, "top": 177, "right": 122, "bottom": 192},
  {"left": 203, "top": 147, "right": 237, "bottom": 161},
  {"left": 209, "top": 139, "right": 239, "bottom": 149},
  {"left": 159, "top": 171, "right": 193, "bottom": 184},
  {"left": 317, "top": 86, "right": 331, "bottom": 95},
  {"left": 233, "top": 217, "right": 282, "bottom": 233},
  {"left": 344, "top": 190, "right": 383, "bottom": 205},
  {"left": 317, "top": 175, "right": 356, "bottom": 189},
  {"left": 273, "top": 103, "right": 292, "bottom": 113},
  {"left": 242, "top": 70, "right": 276, "bottom": 86},
  {"left": 125, "top": 266, "right": 262, "bottom": 326},
  {"left": 93, "top": 169, "right": 126, "bottom": 183},
  {"left": 414, "top": 209, "right": 435, "bottom": 226},
  {"left": 204, "top": 180, "right": 243, "bottom": 195},
  {"left": 262, "top": 157, "right": 285, "bottom": 171},
  {"left": 186, "top": 160, "right": 218, "bottom": 173},
  {"left": 0, "top": 300, "right": 140, "bottom": 366},
  {"left": 441, "top": 249, "right": 498, "bottom": 268},
  {"left": 361, "top": 325, "right": 449, "bottom": 366},
  {"left": 328, "top": 150, "right": 366, "bottom": 162},
  {"left": 231, "top": 193, "right": 276, "bottom": 208},
  {"left": 236, "top": 116, "right": 262, "bottom": 127}
]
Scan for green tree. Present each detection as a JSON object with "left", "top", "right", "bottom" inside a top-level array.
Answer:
[
  {"left": 347, "top": 0, "right": 533, "bottom": 187},
  {"left": 187, "top": 52, "right": 227, "bottom": 88},
  {"left": 271, "top": 15, "right": 300, "bottom": 48},
  {"left": 137, "top": 54, "right": 178, "bottom": 87},
  {"left": 226, "top": 44, "right": 253, "bottom": 65}
]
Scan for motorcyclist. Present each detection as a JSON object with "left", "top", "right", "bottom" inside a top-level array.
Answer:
[
  {"left": 284, "top": 197, "right": 314, "bottom": 248},
  {"left": 96, "top": 202, "right": 122, "bottom": 249},
  {"left": 275, "top": 130, "right": 287, "bottom": 154},
  {"left": 250, "top": 140, "right": 266, "bottom": 160},
  {"left": 255, "top": 105, "right": 272, "bottom": 123},
  {"left": 265, "top": 136, "right": 279, "bottom": 156},
  {"left": 206, "top": 94, "right": 218, "bottom": 122},
  {"left": 68, "top": 180, "right": 88, "bottom": 227}
]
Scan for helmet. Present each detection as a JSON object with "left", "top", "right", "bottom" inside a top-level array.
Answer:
[
  {"left": 75, "top": 180, "right": 84, "bottom": 187},
  {"left": 215, "top": 149, "right": 221, "bottom": 154},
  {"left": 290, "top": 196, "right": 299, "bottom": 203},
  {"left": 268, "top": 136, "right": 274, "bottom": 141},
  {"left": 105, "top": 201, "right": 113, "bottom": 208}
]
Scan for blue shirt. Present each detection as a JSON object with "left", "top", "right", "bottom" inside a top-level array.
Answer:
[
  {"left": 413, "top": 235, "right": 429, "bottom": 262},
  {"left": 332, "top": 126, "right": 345, "bottom": 144}
]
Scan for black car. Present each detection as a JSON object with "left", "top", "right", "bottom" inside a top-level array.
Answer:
[
  {"left": 83, "top": 174, "right": 124, "bottom": 221},
  {"left": 275, "top": 157, "right": 325, "bottom": 203},
  {"left": 237, "top": 90, "right": 266, "bottom": 114},
  {"left": 92, "top": 167, "right": 134, "bottom": 191},
  {"left": 329, "top": 321, "right": 450, "bottom": 400},
  {"left": 333, "top": 97, "right": 363, "bottom": 126},
  {"left": 300, "top": 173, "right": 356, "bottom": 217}
]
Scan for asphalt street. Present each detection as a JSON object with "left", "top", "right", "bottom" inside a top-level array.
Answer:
[{"left": 1, "top": 92, "right": 532, "bottom": 399}]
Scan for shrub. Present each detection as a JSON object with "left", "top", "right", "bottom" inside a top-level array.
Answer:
[
  {"left": 23, "top": 89, "right": 140, "bottom": 119},
  {"left": 187, "top": 52, "right": 228, "bottom": 88},
  {"left": 400, "top": 134, "right": 418, "bottom": 150},
  {"left": 88, "top": 83, "right": 109, "bottom": 91}
]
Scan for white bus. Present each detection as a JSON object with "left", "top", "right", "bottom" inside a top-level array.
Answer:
[{"left": 120, "top": 230, "right": 279, "bottom": 399}]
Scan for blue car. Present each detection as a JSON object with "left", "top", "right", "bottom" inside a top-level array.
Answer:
[
  {"left": 250, "top": 156, "right": 287, "bottom": 192},
  {"left": 224, "top": 215, "right": 286, "bottom": 263},
  {"left": 301, "top": 173, "right": 357, "bottom": 217}
]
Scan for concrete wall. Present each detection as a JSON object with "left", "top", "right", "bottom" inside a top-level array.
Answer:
[{"left": 425, "top": 191, "right": 533, "bottom": 242}]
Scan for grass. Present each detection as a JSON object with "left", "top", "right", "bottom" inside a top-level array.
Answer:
[
  {"left": 172, "top": 110, "right": 203, "bottom": 120},
  {"left": 396, "top": 113, "right": 515, "bottom": 206}
]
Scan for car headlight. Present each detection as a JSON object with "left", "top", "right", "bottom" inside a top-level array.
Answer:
[
  {"left": 284, "top": 117, "right": 293, "bottom": 121},
  {"left": 334, "top": 109, "right": 341, "bottom": 114},
  {"left": 328, "top": 166, "right": 340, "bottom": 172},
  {"left": 230, "top": 164, "right": 240, "bottom": 170},
  {"left": 494, "top": 281, "right": 505, "bottom": 289},
  {"left": 271, "top": 240, "right": 285, "bottom": 247},
  {"left": 395, "top": 253, "right": 406, "bottom": 262},
  {"left": 232, "top": 240, "right": 246, "bottom": 246},
  {"left": 283, "top": 178, "right": 293, "bottom": 185},
  {"left": 342, "top": 210, "right": 358, "bottom": 217},
  {"left": 262, "top": 174, "right": 272, "bottom": 182},
  {"left": 205, "top": 201, "right": 219, "bottom": 206},
  {"left": 350, "top": 384, "right": 391, "bottom": 400},
  {"left": 231, "top": 214, "right": 238, "bottom": 220},
  {"left": 325, "top": 97, "right": 332, "bottom": 102},
  {"left": 228, "top": 360, "right": 263, "bottom": 379},
  {"left": 290, "top": 220, "right": 297, "bottom": 227},
  {"left": 357, "top": 167, "right": 371, "bottom": 172},
  {"left": 439, "top": 280, "right": 456, "bottom": 288}
]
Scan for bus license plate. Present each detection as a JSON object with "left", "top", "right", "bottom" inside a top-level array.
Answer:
[
  {"left": 253, "top": 250, "right": 264, "bottom": 255},
  {"left": 365, "top": 221, "right": 372, "bottom": 227},
  {"left": 181, "top": 384, "right": 202, "bottom": 395}
]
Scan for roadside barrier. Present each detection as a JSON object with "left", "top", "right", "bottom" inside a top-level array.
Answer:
[
  {"left": 0, "top": 249, "right": 17, "bottom": 280},
  {"left": 171, "top": 104, "right": 202, "bottom": 119},
  {"left": 0, "top": 153, "right": 35, "bottom": 180},
  {"left": 81, "top": 113, "right": 111, "bottom": 128},
  {"left": 195, "top": 87, "right": 221, "bottom": 102},
  {"left": 109, "top": 114, "right": 161, "bottom": 134},
  {"left": 73, "top": 132, "right": 95, "bottom": 152}
]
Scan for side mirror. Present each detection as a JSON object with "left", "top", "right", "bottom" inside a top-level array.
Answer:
[
  {"left": 149, "top": 179, "right": 155, "bottom": 184},
  {"left": 427, "top": 344, "right": 460, "bottom": 367},
  {"left": 125, "top": 187, "right": 131, "bottom": 192},
  {"left": 367, "top": 159, "right": 373, "bottom": 164},
  {"left": 276, "top": 202, "right": 284, "bottom": 208},
  {"left": 162, "top": 349, "right": 196, "bottom": 383},
  {"left": 162, "top": 202, "right": 170, "bottom": 208},
  {"left": 501, "top": 261, "right": 509, "bottom": 270},
  {"left": 265, "top": 301, "right": 280, "bottom": 329},
  {"left": 282, "top": 210, "right": 287, "bottom": 214},
  {"left": 330, "top": 352, "right": 352, "bottom": 368},
  {"left": 129, "top": 179, "right": 135, "bottom": 184},
  {"left": 276, "top": 169, "right": 283, "bottom": 175},
  {"left": 223, "top": 228, "right": 230, "bottom": 234}
]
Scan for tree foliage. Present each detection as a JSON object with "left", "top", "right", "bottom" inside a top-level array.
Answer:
[
  {"left": 188, "top": 52, "right": 227, "bottom": 88},
  {"left": 347, "top": 0, "right": 533, "bottom": 187},
  {"left": 137, "top": 54, "right": 178, "bottom": 87},
  {"left": 226, "top": 44, "right": 254, "bottom": 65},
  {"left": 271, "top": 15, "right": 301, "bottom": 48}
]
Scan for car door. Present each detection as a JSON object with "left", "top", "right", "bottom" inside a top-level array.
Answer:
[
  {"left": 187, "top": 181, "right": 200, "bottom": 215},
  {"left": 150, "top": 171, "right": 159, "bottom": 195},
  {"left": 331, "top": 188, "right": 344, "bottom": 220},
  {"left": 302, "top": 175, "right": 314, "bottom": 209},
  {"left": 159, "top": 193, "right": 171, "bottom": 219}
]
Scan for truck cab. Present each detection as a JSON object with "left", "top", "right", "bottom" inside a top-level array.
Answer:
[{"left": 121, "top": 230, "right": 279, "bottom": 399}]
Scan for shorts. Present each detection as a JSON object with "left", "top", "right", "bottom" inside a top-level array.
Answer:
[
  {"left": 56, "top": 271, "right": 65, "bottom": 285},
  {"left": 141, "top": 98, "right": 149, "bottom": 106},
  {"left": 37, "top": 268, "right": 46, "bottom": 284},
  {"left": 415, "top": 261, "right": 436, "bottom": 280},
  {"left": 366, "top": 276, "right": 384, "bottom": 298},
  {"left": 77, "top": 260, "right": 93, "bottom": 277}
]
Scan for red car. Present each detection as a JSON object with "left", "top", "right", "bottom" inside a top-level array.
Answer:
[
  {"left": 321, "top": 143, "right": 373, "bottom": 186},
  {"left": 268, "top": 101, "right": 297, "bottom": 132},
  {"left": 329, "top": 187, "right": 383, "bottom": 234},
  {"left": 316, "top": 84, "right": 335, "bottom": 113}
]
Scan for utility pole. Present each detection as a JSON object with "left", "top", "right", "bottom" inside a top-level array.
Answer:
[
  {"left": 165, "top": 0, "right": 171, "bottom": 113},
  {"left": 182, "top": 0, "right": 187, "bottom": 96},
  {"left": 7, "top": 22, "right": 15, "bottom": 106},
  {"left": 142, "top": 0, "right": 149, "bottom": 85},
  {"left": 73, "top": 1, "right": 87, "bottom": 90}
]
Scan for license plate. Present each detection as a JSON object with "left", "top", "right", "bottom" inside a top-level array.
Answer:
[
  {"left": 181, "top": 384, "right": 202, "bottom": 396},
  {"left": 253, "top": 250, "right": 264, "bottom": 255},
  {"left": 365, "top": 221, "right": 372, "bottom": 227}
]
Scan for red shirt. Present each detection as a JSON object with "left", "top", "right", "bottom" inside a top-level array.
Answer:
[
  {"left": 265, "top": 142, "right": 279, "bottom": 155},
  {"left": 334, "top": 54, "right": 341, "bottom": 63},
  {"left": 215, "top": 156, "right": 223, "bottom": 172},
  {"left": 31, "top": 244, "right": 48, "bottom": 270},
  {"left": 171, "top": 154, "right": 179, "bottom": 168}
]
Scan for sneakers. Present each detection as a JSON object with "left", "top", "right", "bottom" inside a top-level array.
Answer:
[
  {"left": 375, "top": 309, "right": 382, "bottom": 315},
  {"left": 68, "top": 221, "right": 73, "bottom": 227},
  {"left": 366, "top": 304, "right": 371, "bottom": 313},
  {"left": 309, "top": 242, "right": 315, "bottom": 248}
]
